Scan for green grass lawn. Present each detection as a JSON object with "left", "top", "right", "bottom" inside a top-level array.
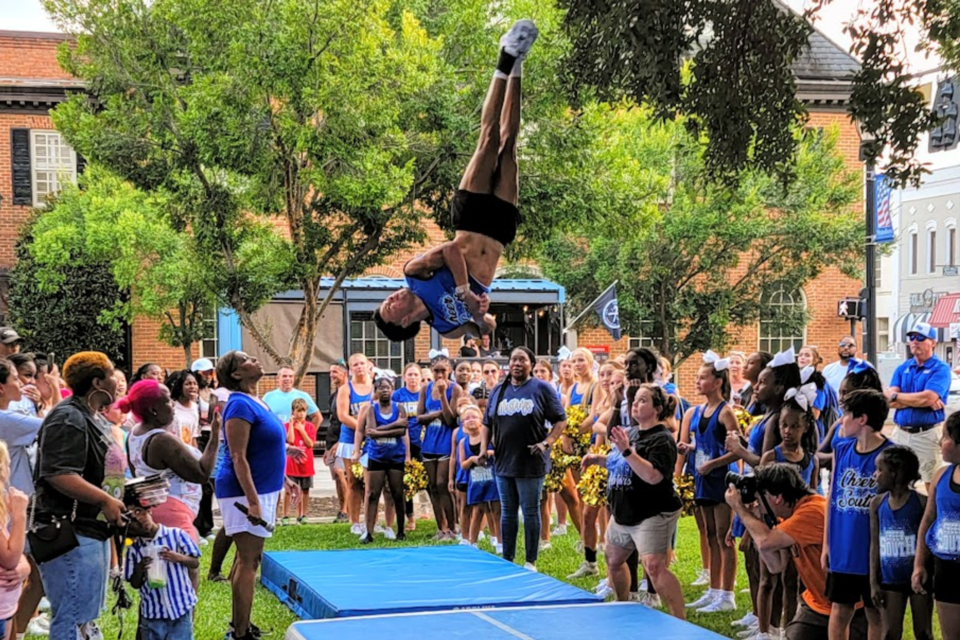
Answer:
[{"left": 54, "top": 516, "right": 938, "bottom": 639}]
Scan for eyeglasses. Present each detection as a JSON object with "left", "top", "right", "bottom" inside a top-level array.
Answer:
[
  {"left": 908, "top": 334, "right": 928, "bottom": 342},
  {"left": 838, "top": 342, "right": 855, "bottom": 348}
]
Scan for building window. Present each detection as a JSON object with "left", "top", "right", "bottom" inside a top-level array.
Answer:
[
  {"left": 950, "top": 227, "right": 957, "bottom": 266},
  {"left": 352, "top": 311, "right": 404, "bottom": 372},
  {"left": 875, "top": 255, "right": 882, "bottom": 289},
  {"left": 877, "top": 317, "right": 890, "bottom": 353},
  {"left": 928, "top": 229, "right": 938, "bottom": 273},
  {"left": 910, "top": 232, "right": 918, "bottom": 275},
  {"left": 758, "top": 285, "right": 807, "bottom": 354},
  {"left": 627, "top": 320, "right": 656, "bottom": 350},
  {"left": 30, "top": 131, "right": 77, "bottom": 207},
  {"left": 199, "top": 306, "right": 219, "bottom": 362}
]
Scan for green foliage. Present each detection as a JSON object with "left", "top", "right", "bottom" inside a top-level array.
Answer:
[
  {"left": 26, "top": 166, "right": 217, "bottom": 366},
  {"left": 8, "top": 211, "right": 128, "bottom": 369},
  {"left": 535, "top": 107, "right": 862, "bottom": 363},
  {"left": 558, "top": 0, "right": 960, "bottom": 187}
]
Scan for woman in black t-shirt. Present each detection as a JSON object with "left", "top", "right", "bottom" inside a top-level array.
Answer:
[{"left": 582, "top": 383, "right": 685, "bottom": 619}]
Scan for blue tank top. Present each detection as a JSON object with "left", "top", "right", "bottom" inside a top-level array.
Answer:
[
  {"left": 455, "top": 426, "right": 470, "bottom": 484},
  {"left": 692, "top": 402, "right": 735, "bottom": 501},
  {"left": 744, "top": 413, "right": 771, "bottom": 473},
  {"left": 773, "top": 446, "right": 814, "bottom": 486},
  {"left": 927, "top": 465, "right": 960, "bottom": 561},
  {"left": 879, "top": 491, "right": 925, "bottom": 584},
  {"left": 339, "top": 381, "right": 372, "bottom": 445},
  {"left": 404, "top": 264, "right": 490, "bottom": 335},
  {"left": 366, "top": 402, "right": 405, "bottom": 464},
  {"left": 392, "top": 387, "right": 422, "bottom": 448},
  {"left": 828, "top": 437, "right": 893, "bottom": 574},
  {"left": 421, "top": 382, "right": 455, "bottom": 456},
  {"left": 569, "top": 382, "right": 589, "bottom": 407}
]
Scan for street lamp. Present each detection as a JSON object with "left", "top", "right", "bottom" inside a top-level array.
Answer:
[{"left": 856, "top": 120, "right": 878, "bottom": 366}]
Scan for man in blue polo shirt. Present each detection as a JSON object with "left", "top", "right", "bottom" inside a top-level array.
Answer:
[{"left": 885, "top": 321, "right": 950, "bottom": 491}]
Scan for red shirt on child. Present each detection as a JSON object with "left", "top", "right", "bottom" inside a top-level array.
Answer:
[{"left": 285, "top": 421, "right": 317, "bottom": 477}]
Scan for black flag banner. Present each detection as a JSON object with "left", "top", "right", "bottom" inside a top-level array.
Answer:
[{"left": 591, "top": 283, "right": 621, "bottom": 341}]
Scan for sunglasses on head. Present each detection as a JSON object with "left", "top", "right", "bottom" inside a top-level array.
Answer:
[{"left": 908, "top": 334, "right": 928, "bottom": 342}]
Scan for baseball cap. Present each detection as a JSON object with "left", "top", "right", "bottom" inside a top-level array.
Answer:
[
  {"left": 0, "top": 327, "right": 21, "bottom": 345},
  {"left": 907, "top": 322, "right": 938, "bottom": 341},
  {"left": 190, "top": 357, "right": 215, "bottom": 372}
]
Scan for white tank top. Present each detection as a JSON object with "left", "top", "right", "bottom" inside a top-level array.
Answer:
[{"left": 127, "top": 428, "right": 202, "bottom": 515}]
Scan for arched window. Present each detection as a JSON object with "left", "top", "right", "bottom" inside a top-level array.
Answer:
[{"left": 758, "top": 285, "right": 807, "bottom": 354}]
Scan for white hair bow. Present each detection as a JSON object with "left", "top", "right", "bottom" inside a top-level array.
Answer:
[
  {"left": 800, "top": 365, "right": 815, "bottom": 385},
  {"left": 428, "top": 348, "right": 449, "bottom": 360},
  {"left": 557, "top": 346, "right": 573, "bottom": 361},
  {"left": 784, "top": 383, "right": 818, "bottom": 411},
  {"left": 372, "top": 367, "right": 397, "bottom": 381},
  {"left": 702, "top": 349, "right": 730, "bottom": 371},
  {"left": 769, "top": 347, "right": 796, "bottom": 369}
]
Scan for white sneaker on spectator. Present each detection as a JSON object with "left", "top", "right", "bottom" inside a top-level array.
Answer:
[
  {"left": 697, "top": 593, "right": 736, "bottom": 613},
  {"left": 550, "top": 524, "right": 567, "bottom": 536},
  {"left": 523, "top": 562, "right": 538, "bottom": 572},
  {"left": 350, "top": 523, "right": 363, "bottom": 535},
  {"left": 752, "top": 634, "right": 775, "bottom": 640},
  {"left": 25, "top": 619, "right": 49, "bottom": 636},
  {"left": 81, "top": 621, "right": 104, "bottom": 640},
  {"left": 374, "top": 524, "right": 386, "bottom": 534},
  {"left": 636, "top": 592, "right": 661, "bottom": 609},
  {"left": 538, "top": 540, "right": 552, "bottom": 551},
  {"left": 478, "top": 531, "right": 486, "bottom": 542},
  {"left": 733, "top": 612, "right": 758, "bottom": 628},
  {"left": 459, "top": 538, "right": 473, "bottom": 546},
  {"left": 737, "top": 622, "right": 760, "bottom": 638},
  {"left": 685, "top": 590, "right": 716, "bottom": 609},
  {"left": 383, "top": 528, "right": 396, "bottom": 541},
  {"left": 691, "top": 569, "right": 710, "bottom": 586},
  {"left": 495, "top": 543, "right": 503, "bottom": 555},
  {"left": 206, "top": 533, "right": 216, "bottom": 541},
  {"left": 39, "top": 597, "right": 51, "bottom": 613},
  {"left": 198, "top": 538, "right": 209, "bottom": 547},
  {"left": 567, "top": 561, "right": 598, "bottom": 579},
  {"left": 595, "top": 583, "right": 614, "bottom": 599}
]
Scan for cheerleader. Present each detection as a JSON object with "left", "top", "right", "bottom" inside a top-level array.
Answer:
[
  {"left": 452, "top": 395, "right": 474, "bottom": 541},
  {"left": 355, "top": 377, "right": 409, "bottom": 542},
  {"left": 417, "top": 353, "right": 457, "bottom": 540},
  {"left": 460, "top": 404, "right": 501, "bottom": 552},
  {"left": 533, "top": 359, "right": 560, "bottom": 549},
  {"left": 677, "top": 351, "right": 740, "bottom": 613},
  {"left": 869, "top": 446, "right": 933, "bottom": 640},
  {"left": 394, "top": 363, "right": 423, "bottom": 531},
  {"left": 914, "top": 412, "right": 960, "bottom": 639},
  {"left": 555, "top": 348, "right": 594, "bottom": 538},
  {"left": 335, "top": 353, "right": 373, "bottom": 533}
]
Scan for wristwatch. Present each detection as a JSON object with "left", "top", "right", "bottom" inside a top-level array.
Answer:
[
  {"left": 622, "top": 447, "right": 634, "bottom": 458},
  {"left": 890, "top": 392, "right": 899, "bottom": 403}
]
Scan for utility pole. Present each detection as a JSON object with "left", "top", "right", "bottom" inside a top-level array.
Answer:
[{"left": 863, "top": 157, "right": 878, "bottom": 366}]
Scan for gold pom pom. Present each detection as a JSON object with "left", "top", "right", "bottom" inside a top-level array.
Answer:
[
  {"left": 674, "top": 474, "right": 696, "bottom": 517},
  {"left": 733, "top": 406, "right": 756, "bottom": 434},
  {"left": 351, "top": 463, "right": 364, "bottom": 483},
  {"left": 563, "top": 405, "right": 592, "bottom": 457},
  {"left": 577, "top": 465, "right": 608, "bottom": 506},
  {"left": 404, "top": 460, "right": 428, "bottom": 501}
]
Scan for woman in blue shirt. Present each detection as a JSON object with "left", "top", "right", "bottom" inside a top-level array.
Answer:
[{"left": 215, "top": 351, "right": 301, "bottom": 640}]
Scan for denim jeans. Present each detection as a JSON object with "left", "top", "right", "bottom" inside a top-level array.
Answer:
[
  {"left": 38, "top": 534, "right": 109, "bottom": 640},
  {"left": 142, "top": 611, "right": 194, "bottom": 640},
  {"left": 495, "top": 475, "right": 544, "bottom": 564}
]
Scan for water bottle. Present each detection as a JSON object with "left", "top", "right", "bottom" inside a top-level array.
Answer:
[{"left": 145, "top": 543, "right": 167, "bottom": 590}]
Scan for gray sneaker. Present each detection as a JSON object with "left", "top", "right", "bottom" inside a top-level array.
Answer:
[{"left": 499, "top": 20, "right": 539, "bottom": 61}]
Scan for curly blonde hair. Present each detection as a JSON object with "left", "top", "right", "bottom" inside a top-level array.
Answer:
[{"left": 62, "top": 351, "right": 113, "bottom": 395}]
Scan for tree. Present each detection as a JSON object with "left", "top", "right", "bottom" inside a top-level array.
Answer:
[
  {"left": 8, "top": 210, "right": 128, "bottom": 369},
  {"left": 533, "top": 104, "right": 862, "bottom": 364},
  {"left": 25, "top": 167, "right": 218, "bottom": 368},
  {"left": 558, "top": 0, "right": 956, "bottom": 186},
  {"left": 43, "top": 0, "right": 575, "bottom": 381}
]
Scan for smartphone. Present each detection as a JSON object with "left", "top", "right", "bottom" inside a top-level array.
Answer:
[
  {"left": 206, "top": 401, "right": 216, "bottom": 426},
  {"left": 47, "top": 352, "right": 56, "bottom": 368}
]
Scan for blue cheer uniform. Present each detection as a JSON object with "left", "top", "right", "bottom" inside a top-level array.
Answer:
[
  {"left": 338, "top": 381, "right": 371, "bottom": 446},
  {"left": 878, "top": 491, "right": 924, "bottom": 589},
  {"left": 927, "top": 466, "right": 960, "bottom": 562},
  {"left": 365, "top": 402, "right": 406, "bottom": 466},
  {"left": 691, "top": 402, "right": 735, "bottom": 504},
  {"left": 421, "top": 382, "right": 455, "bottom": 458},
  {"left": 393, "top": 387, "right": 422, "bottom": 455},
  {"left": 465, "top": 440, "right": 499, "bottom": 505},
  {"left": 774, "top": 446, "right": 815, "bottom": 486},
  {"left": 404, "top": 264, "right": 490, "bottom": 336},
  {"left": 828, "top": 437, "right": 892, "bottom": 575},
  {"left": 455, "top": 424, "right": 470, "bottom": 488}
]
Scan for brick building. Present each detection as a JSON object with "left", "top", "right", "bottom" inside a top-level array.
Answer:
[{"left": 0, "top": 24, "right": 867, "bottom": 402}]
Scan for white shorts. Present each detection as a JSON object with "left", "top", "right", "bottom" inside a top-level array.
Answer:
[
  {"left": 334, "top": 443, "right": 367, "bottom": 470},
  {"left": 890, "top": 425, "right": 945, "bottom": 483},
  {"left": 220, "top": 490, "right": 281, "bottom": 538}
]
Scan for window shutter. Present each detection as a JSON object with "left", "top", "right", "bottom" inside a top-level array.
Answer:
[
  {"left": 76, "top": 153, "right": 86, "bottom": 175},
  {"left": 11, "top": 129, "right": 32, "bottom": 206}
]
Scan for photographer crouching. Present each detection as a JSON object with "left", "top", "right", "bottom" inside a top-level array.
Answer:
[{"left": 725, "top": 464, "right": 868, "bottom": 640}]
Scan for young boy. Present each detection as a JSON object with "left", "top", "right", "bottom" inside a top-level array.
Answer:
[
  {"left": 126, "top": 505, "right": 201, "bottom": 640},
  {"left": 284, "top": 398, "right": 317, "bottom": 525},
  {"left": 823, "top": 388, "right": 891, "bottom": 640}
]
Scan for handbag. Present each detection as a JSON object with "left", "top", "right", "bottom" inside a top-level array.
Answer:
[{"left": 26, "top": 495, "right": 79, "bottom": 564}]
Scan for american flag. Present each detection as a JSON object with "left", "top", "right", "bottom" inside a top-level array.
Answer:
[{"left": 875, "top": 174, "right": 894, "bottom": 243}]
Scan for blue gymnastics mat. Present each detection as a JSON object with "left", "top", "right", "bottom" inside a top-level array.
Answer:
[
  {"left": 283, "top": 602, "right": 727, "bottom": 640},
  {"left": 261, "top": 545, "right": 601, "bottom": 620}
]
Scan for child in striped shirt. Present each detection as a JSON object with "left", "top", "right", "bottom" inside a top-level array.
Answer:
[{"left": 125, "top": 506, "right": 201, "bottom": 640}]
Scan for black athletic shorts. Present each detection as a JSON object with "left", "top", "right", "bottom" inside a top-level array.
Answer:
[
  {"left": 451, "top": 189, "right": 520, "bottom": 246},
  {"left": 367, "top": 459, "right": 405, "bottom": 472},
  {"left": 456, "top": 482, "right": 468, "bottom": 493},
  {"left": 288, "top": 476, "right": 313, "bottom": 491},
  {"left": 934, "top": 556, "right": 960, "bottom": 604},
  {"left": 826, "top": 571, "right": 875, "bottom": 607}
]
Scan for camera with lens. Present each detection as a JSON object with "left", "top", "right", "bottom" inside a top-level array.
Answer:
[{"left": 726, "top": 471, "right": 758, "bottom": 504}]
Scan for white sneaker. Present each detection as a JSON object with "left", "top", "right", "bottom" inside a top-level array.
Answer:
[
  {"left": 636, "top": 592, "right": 661, "bottom": 609},
  {"left": 350, "top": 523, "right": 363, "bottom": 535},
  {"left": 490, "top": 536, "right": 498, "bottom": 546},
  {"left": 383, "top": 528, "right": 397, "bottom": 541},
  {"left": 499, "top": 19, "right": 539, "bottom": 61},
  {"left": 538, "top": 540, "right": 552, "bottom": 551},
  {"left": 459, "top": 538, "right": 473, "bottom": 546},
  {"left": 206, "top": 533, "right": 216, "bottom": 541},
  {"left": 81, "top": 622, "right": 104, "bottom": 640},
  {"left": 737, "top": 623, "right": 760, "bottom": 638},
  {"left": 198, "top": 538, "right": 209, "bottom": 547},
  {"left": 495, "top": 543, "right": 503, "bottom": 555},
  {"left": 39, "top": 597, "right": 51, "bottom": 613},
  {"left": 567, "top": 561, "right": 598, "bottom": 579},
  {"left": 686, "top": 590, "right": 717, "bottom": 609},
  {"left": 752, "top": 634, "right": 775, "bottom": 640},
  {"left": 691, "top": 569, "right": 710, "bottom": 586},
  {"left": 596, "top": 583, "right": 614, "bottom": 599},
  {"left": 374, "top": 524, "right": 386, "bottom": 534},
  {"left": 523, "top": 562, "right": 538, "bottom": 572},
  {"left": 595, "top": 578, "right": 608, "bottom": 591},
  {"left": 733, "top": 612, "right": 759, "bottom": 628},
  {"left": 478, "top": 531, "right": 487, "bottom": 542},
  {"left": 697, "top": 595, "right": 737, "bottom": 613},
  {"left": 550, "top": 524, "right": 567, "bottom": 536}
]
